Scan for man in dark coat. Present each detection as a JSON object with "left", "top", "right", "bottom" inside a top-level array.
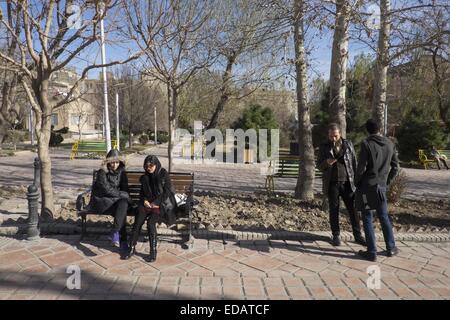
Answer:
[
  {"left": 122, "top": 155, "right": 177, "bottom": 262},
  {"left": 317, "top": 123, "right": 366, "bottom": 246},
  {"left": 355, "top": 119, "right": 400, "bottom": 262},
  {"left": 91, "top": 149, "right": 129, "bottom": 248}
]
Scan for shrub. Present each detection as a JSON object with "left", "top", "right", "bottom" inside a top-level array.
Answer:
[
  {"left": 156, "top": 131, "right": 169, "bottom": 143},
  {"left": 396, "top": 108, "right": 446, "bottom": 161},
  {"left": 5, "top": 130, "right": 26, "bottom": 150},
  {"left": 120, "top": 133, "right": 129, "bottom": 150},
  {"left": 49, "top": 132, "right": 64, "bottom": 146},
  {"left": 387, "top": 170, "right": 407, "bottom": 204},
  {"left": 139, "top": 133, "right": 149, "bottom": 145}
]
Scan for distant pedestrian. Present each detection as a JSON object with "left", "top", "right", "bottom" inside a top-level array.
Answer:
[{"left": 430, "top": 146, "right": 449, "bottom": 170}]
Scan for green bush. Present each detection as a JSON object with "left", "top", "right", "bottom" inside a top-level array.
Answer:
[
  {"left": 139, "top": 133, "right": 149, "bottom": 145},
  {"left": 156, "top": 131, "right": 169, "bottom": 143},
  {"left": 396, "top": 108, "right": 446, "bottom": 161},
  {"left": 120, "top": 133, "right": 129, "bottom": 150},
  {"left": 49, "top": 132, "right": 64, "bottom": 146},
  {"left": 232, "top": 104, "right": 278, "bottom": 159}
]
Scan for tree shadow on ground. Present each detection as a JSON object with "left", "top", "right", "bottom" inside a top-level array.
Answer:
[{"left": 0, "top": 269, "right": 237, "bottom": 300}]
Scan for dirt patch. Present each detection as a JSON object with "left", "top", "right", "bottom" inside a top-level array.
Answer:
[
  {"left": 190, "top": 191, "right": 450, "bottom": 232},
  {"left": 3, "top": 186, "right": 448, "bottom": 232}
]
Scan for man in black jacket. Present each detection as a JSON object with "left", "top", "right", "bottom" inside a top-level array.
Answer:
[
  {"left": 355, "top": 119, "right": 400, "bottom": 261},
  {"left": 317, "top": 123, "right": 366, "bottom": 247}
]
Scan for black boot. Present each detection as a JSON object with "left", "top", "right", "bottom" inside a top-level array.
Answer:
[
  {"left": 121, "top": 243, "right": 136, "bottom": 260},
  {"left": 354, "top": 233, "right": 367, "bottom": 246},
  {"left": 147, "top": 232, "right": 157, "bottom": 262}
]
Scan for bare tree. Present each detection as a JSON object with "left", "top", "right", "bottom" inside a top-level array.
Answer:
[
  {"left": 0, "top": 2, "right": 26, "bottom": 145},
  {"left": 421, "top": 6, "right": 450, "bottom": 131},
  {"left": 0, "top": 1, "right": 141, "bottom": 218},
  {"left": 205, "top": 0, "right": 286, "bottom": 130},
  {"left": 293, "top": 0, "right": 315, "bottom": 200},
  {"left": 351, "top": 0, "right": 450, "bottom": 131},
  {"left": 124, "top": 0, "right": 216, "bottom": 171},
  {"left": 328, "top": 0, "right": 352, "bottom": 137}
]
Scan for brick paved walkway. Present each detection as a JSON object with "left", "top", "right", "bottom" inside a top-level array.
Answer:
[{"left": 0, "top": 235, "right": 449, "bottom": 300}]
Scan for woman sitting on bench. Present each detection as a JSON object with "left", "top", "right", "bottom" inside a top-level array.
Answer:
[
  {"left": 122, "top": 155, "right": 177, "bottom": 262},
  {"left": 91, "top": 149, "right": 130, "bottom": 250}
]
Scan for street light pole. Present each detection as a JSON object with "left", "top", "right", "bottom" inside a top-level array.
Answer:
[
  {"left": 116, "top": 92, "right": 120, "bottom": 150},
  {"left": 29, "top": 107, "right": 34, "bottom": 146},
  {"left": 154, "top": 104, "right": 157, "bottom": 145},
  {"left": 99, "top": 2, "right": 112, "bottom": 152}
]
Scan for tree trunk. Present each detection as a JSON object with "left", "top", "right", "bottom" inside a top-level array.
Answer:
[
  {"left": 206, "top": 54, "right": 236, "bottom": 130},
  {"left": 128, "top": 125, "right": 133, "bottom": 148},
  {"left": 167, "top": 83, "right": 177, "bottom": 172},
  {"left": 37, "top": 115, "right": 54, "bottom": 220},
  {"left": 372, "top": 0, "right": 390, "bottom": 133},
  {"left": 329, "top": 0, "right": 350, "bottom": 137},
  {"left": 293, "top": 0, "right": 315, "bottom": 200},
  {"left": 431, "top": 47, "right": 450, "bottom": 131}
]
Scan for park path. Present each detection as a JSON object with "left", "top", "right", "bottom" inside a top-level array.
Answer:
[
  {"left": 0, "top": 144, "right": 449, "bottom": 202},
  {"left": 0, "top": 235, "right": 449, "bottom": 300}
]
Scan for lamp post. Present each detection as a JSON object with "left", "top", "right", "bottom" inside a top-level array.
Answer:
[
  {"left": 111, "top": 82, "right": 127, "bottom": 150},
  {"left": 98, "top": 1, "right": 111, "bottom": 152}
]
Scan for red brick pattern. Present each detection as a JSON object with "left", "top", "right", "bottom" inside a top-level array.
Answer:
[{"left": 0, "top": 236, "right": 449, "bottom": 300}]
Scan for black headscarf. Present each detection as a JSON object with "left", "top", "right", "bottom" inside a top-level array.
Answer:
[{"left": 142, "top": 155, "right": 163, "bottom": 198}]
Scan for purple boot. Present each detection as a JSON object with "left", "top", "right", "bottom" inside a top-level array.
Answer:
[{"left": 109, "top": 231, "right": 120, "bottom": 247}]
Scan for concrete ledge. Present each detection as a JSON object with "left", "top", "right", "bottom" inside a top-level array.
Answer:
[{"left": 1, "top": 223, "right": 449, "bottom": 242}]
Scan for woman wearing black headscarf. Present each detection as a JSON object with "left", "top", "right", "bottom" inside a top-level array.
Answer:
[{"left": 122, "top": 155, "right": 177, "bottom": 262}]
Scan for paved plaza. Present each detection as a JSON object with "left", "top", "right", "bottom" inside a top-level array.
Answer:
[
  {"left": 0, "top": 145, "right": 449, "bottom": 300},
  {"left": 0, "top": 235, "right": 449, "bottom": 300}
]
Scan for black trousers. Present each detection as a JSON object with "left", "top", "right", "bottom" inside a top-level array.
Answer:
[
  {"left": 328, "top": 181, "right": 362, "bottom": 237},
  {"left": 129, "top": 207, "right": 160, "bottom": 247},
  {"left": 104, "top": 198, "right": 128, "bottom": 241}
]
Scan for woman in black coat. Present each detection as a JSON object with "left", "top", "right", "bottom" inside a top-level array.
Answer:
[
  {"left": 91, "top": 149, "right": 130, "bottom": 249},
  {"left": 122, "top": 155, "right": 177, "bottom": 262}
]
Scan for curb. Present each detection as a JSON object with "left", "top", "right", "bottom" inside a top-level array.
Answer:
[{"left": 1, "top": 223, "right": 449, "bottom": 242}]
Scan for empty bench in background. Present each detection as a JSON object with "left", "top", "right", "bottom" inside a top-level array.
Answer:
[{"left": 70, "top": 140, "right": 118, "bottom": 160}]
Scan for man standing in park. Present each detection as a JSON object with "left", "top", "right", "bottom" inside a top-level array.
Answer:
[
  {"left": 317, "top": 123, "right": 366, "bottom": 247},
  {"left": 355, "top": 119, "right": 400, "bottom": 262}
]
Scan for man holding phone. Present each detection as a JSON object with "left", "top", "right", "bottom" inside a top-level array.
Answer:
[{"left": 317, "top": 123, "right": 366, "bottom": 247}]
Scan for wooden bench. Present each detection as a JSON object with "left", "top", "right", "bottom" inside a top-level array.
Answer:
[
  {"left": 76, "top": 170, "right": 195, "bottom": 246},
  {"left": 265, "top": 154, "right": 322, "bottom": 193},
  {"left": 70, "top": 140, "right": 118, "bottom": 160}
]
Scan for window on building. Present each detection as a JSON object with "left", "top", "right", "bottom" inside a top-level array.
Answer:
[
  {"left": 70, "top": 114, "right": 80, "bottom": 126},
  {"left": 51, "top": 113, "right": 58, "bottom": 126}
]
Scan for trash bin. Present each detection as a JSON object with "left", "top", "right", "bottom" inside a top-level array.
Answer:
[{"left": 244, "top": 148, "right": 254, "bottom": 164}]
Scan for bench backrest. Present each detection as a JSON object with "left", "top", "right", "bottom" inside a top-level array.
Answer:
[
  {"left": 437, "top": 150, "right": 450, "bottom": 159},
  {"left": 272, "top": 156, "right": 300, "bottom": 177},
  {"left": 74, "top": 140, "right": 118, "bottom": 151},
  {"left": 91, "top": 170, "right": 194, "bottom": 204}
]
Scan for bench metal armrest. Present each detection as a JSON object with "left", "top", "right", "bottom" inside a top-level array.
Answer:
[{"left": 76, "top": 187, "right": 92, "bottom": 211}]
